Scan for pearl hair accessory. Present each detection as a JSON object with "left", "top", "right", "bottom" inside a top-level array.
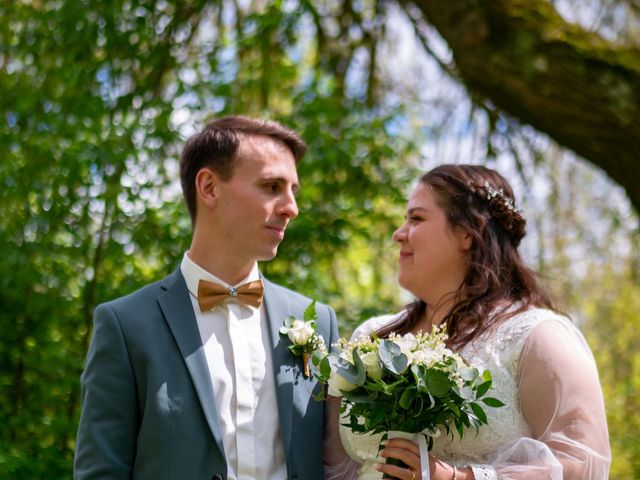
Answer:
[{"left": 482, "top": 181, "right": 518, "bottom": 212}]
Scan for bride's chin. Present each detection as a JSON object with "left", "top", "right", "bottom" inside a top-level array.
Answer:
[{"left": 397, "top": 276, "right": 417, "bottom": 297}]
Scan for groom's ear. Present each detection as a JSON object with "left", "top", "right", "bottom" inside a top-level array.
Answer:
[{"left": 195, "top": 168, "right": 220, "bottom": 210}]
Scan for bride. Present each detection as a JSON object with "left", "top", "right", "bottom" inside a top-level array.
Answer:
[{"left": 324, "top": 165, "right": 610, "bottom": 480}]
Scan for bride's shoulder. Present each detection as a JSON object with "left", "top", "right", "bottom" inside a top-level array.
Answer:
[
  {"left": 492, "top": 306, "right": 572, "bottom": 342},
  {"left": 505, "top": 306, "right": 570, "bottom": 329},
  {"left": 350, "top": 312, "right": 404, "bottom": 340}
]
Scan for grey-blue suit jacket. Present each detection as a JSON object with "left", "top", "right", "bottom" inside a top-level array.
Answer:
[{"left": 74, "top": 269, "right": 339, "bottom": 480}]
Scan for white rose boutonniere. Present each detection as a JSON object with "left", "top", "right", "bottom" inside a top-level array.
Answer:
[
  {"left": 280, "top": 300, "right": 327, "bottom": 377},
  {"left": 286, "top": 319, "right": 315, "bottom": 345}
]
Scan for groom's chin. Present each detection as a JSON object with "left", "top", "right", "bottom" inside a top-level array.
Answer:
[{"left": 257, "top": 247, "right": 279, "bottom": 262}]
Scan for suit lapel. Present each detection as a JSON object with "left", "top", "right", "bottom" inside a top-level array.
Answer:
[
  {"left": 156, "top": 270, "right": 225, "bottom": 456},
  {"left": 262, "top": 279, "right": 295, "bottom": 459}
]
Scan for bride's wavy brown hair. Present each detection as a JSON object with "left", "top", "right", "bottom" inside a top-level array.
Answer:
[{"left": 377, "top": 164, "right": 556, "bottom": 349}]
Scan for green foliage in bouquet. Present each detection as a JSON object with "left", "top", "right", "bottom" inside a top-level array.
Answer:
[{"left": 312, "top": 326, "right": 504, "bottom": 445}]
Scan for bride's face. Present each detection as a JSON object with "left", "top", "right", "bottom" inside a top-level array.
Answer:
[{"left": 392, "top": 184, "right": 471, "bottom": 305}]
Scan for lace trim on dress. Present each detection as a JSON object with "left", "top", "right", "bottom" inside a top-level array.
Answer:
[{"left": 470, "top": 464, "right": 497, "bottom": 480}]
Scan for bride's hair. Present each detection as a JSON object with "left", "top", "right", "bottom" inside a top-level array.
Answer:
[{"left": 377, "top": 164, "right": 556, "bottom": 348}]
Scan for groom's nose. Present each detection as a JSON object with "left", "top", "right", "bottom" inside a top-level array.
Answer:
[{"left": 277, "top": 190, "right": 298, "bottom": 219}]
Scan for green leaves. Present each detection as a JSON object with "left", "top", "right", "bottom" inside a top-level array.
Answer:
[
  {"left": 328, "top": 353, "right": 365, "bottom": 387},
  {"left": 399, "top": 386, "right": 417, "bottom": 409},
  {"left": 312, "top": 351, "right": 332, "bottom": 380},
  {"left": 482, "top": 397, "right": 506, "bottom": 408},
  {"left": 303, "top": 300, "right": 318, "bottom": 322},
  {"left": 378, "top": 339, "right": 408, "bottom": 374},
  {"left": 470, "top": 402, "right": 488, "bottom": 424},
  {"left": 425, "top": 369, "right": 452, "bottom": 397},
  {"left": 316, "top": 329, "right": 504, "bottom": 440},
  {"left": 476, "top": 380, "right": 493, "bottom": 398}
]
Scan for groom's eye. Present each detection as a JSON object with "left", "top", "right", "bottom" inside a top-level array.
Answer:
[{"left": 263, "top": 182, "right": 279, "bottom": 193}]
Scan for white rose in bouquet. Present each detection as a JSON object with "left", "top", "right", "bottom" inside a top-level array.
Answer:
[
  {"left": 360, "top": 350, "right": 383, "bottom": 381},
  {"left": 327, "top": 370, "right": 358, "bottom": 397},
  {"left": 391, "top": 332, "right": 418, "bottom": 362}
]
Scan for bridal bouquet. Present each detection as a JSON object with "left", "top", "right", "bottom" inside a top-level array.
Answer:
[{"left": 312, "top": 325, "right": 503, "bottom": 450}]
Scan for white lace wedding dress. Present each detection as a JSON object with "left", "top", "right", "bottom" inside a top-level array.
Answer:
[{"left": 325, "top": 307, "right": 610, "bottom": 480}]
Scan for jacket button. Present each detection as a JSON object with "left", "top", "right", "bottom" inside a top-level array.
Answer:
[{"left": 212, "top": 475, "right": 223, "bottom": 480}]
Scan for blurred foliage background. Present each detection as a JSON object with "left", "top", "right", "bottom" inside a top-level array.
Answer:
[{"left": 1, "top": 0, "right": 638, "bottom": 478}]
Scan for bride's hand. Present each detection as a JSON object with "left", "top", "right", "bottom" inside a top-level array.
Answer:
[{"left": 376, "top": 438, "right": 464, "bottom": 480}]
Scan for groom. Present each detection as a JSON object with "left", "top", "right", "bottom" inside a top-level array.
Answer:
[{"left": 74, "top": 116, "right": 339, "bottom": 480}]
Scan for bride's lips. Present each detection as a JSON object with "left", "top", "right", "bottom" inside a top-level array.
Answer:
[{"left": 399, "top": 250, "right": 413, "bottom": 260}]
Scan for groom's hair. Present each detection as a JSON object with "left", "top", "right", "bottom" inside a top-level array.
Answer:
[{"left": 180, "top": 115, "right": 306, "bottom": 223}]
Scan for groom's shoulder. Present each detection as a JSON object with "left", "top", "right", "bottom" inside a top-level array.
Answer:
[
  {"left": 98, "top": 270, "right": 180, "bottom": 312},
  {"left": 262, "top": 277, "right": 311, "bottom": 301},
  {"left": 263, "top": 277, "right": 334, "bottom": 316}
]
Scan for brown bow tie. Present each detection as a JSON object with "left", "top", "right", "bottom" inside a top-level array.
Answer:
[{"left": 197, "top": 279, "right": 264, "bottom": 311}]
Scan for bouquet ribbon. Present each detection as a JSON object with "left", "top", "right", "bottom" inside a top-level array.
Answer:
[{"left": 418, "top": 434, "right": 430, "bottom": 480}]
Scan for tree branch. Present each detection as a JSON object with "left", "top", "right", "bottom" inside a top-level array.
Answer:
[{"left": 402, "top": 0, "right": 640, "bottom": 212}]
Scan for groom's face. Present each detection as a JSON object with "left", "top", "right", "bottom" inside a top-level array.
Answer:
[{"left": 212, "top": 135, "right": 299, "bottom": 265}]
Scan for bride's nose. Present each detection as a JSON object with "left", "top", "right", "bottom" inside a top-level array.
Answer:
[{"left": 392, "top": 224, "right": 407, "bottom": 243}]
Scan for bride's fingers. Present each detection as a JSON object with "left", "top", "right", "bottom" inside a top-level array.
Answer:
[
  {"left": 375, "top": 462, "right": 419, "bottom": 480},
  {"left": 382, "top": 438, "right": 420, "bottom": 456},
  {"left": 378, "top": 446, "right": 420, "bottom": 470}
]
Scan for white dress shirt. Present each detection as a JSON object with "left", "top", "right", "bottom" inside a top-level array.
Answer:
[{"left": 181, "top": 253, "right": 287, "bottom": 480}]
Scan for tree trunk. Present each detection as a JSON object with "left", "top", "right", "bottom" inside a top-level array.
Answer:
[{"left": 403, "top": 0, "right": 640, "bottom": 212}]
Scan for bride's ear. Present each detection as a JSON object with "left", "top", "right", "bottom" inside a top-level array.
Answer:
[{"left": 456, "top": 228, "right": 473, "bottom": 252}]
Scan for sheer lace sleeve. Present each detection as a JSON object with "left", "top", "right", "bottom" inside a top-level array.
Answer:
[
  {"left": 323, "top": 395, "right": 360, "bottom": 479},
  {"left": 477, "top": 317, "right": 611, "bottom": 480}
]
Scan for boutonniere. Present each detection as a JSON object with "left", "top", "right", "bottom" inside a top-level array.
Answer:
[{"left": 279, "top": 300, "right": 327, "bottom": 377}]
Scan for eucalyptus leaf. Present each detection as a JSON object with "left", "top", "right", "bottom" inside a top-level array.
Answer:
[
  {"left": 458, "top": 367, "right": 478, "bottom": 381},
  {"left": 352, "top": 349, "right": 368, "bottom": 385},
  {"left": 378, "top": 339, "right": 408, "bottom": 374},
  {"left": 328, "top": 354, "right": 361, "bottom": 386},
  {"left": 458, "top": 386, "right": 475, "bottom": 400},
  {"left": 411, "top": 364, "right": 428, "bottom": 391}
]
